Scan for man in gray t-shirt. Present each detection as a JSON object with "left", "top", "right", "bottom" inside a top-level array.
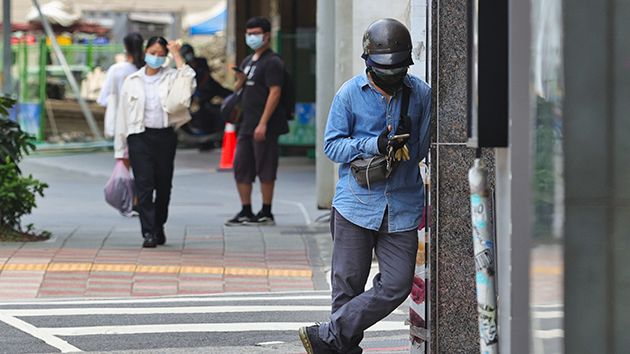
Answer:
[{"left": 225, "top": 16, "right": 289, "bottom": 227}]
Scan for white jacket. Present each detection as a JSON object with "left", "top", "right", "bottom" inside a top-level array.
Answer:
[{"left": 114, "top": 65, "right": 196, "bottom": 158}]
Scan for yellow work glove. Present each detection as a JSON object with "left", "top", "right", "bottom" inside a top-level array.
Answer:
[{"left": 395, "top": 145, "right": 410, "bottom": 161}]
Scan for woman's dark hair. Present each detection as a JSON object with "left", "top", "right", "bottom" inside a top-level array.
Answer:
[
  {"left": 246, "top": 17, "right": 271, "bottom": 33},
  {"left": 146, "top": 36, "right": 169, "bottom": 54},
  {"left": 123, "top": 32, "right": 145, "bottom": 69}
]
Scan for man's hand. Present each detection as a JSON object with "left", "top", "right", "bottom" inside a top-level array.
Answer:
[
  {"left": 378, "top": 125, "right": 392, "bottom": 154},
  {"left": 254, "top": 123, "right": 267, "bottom": 142},
  {"left": 233, "top": 68, "right": 247, "bottom": 91},
  {"left": 388, "top": 114, "right": 412, "bottom": 152}
]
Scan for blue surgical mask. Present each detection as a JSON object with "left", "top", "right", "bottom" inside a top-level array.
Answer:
[
  {"left": 184, "top": 53, "right": 194, "bottom": 62},
  {"left": 245, "top": 34, "right": 265, "bottom": 50},
  {"left": 145, "top": 53, "right": 166, "bottom": 69}
]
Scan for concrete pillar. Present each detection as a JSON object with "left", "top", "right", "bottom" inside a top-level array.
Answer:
[
  {"left": 315, "top": 0, "right": 336, "bottom": 209},
  {"left": 564, "top": 0, "right": 630, "bottom": 352},
  {"left": 430, "top": 0, "right": 480, "bottom": 351},
  {"left": 334, "top": 0, "right": 353, "bottom": 91}
]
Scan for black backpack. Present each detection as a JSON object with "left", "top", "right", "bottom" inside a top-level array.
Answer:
[{"left": 281, "top": 69, "right": 296, "bottom": 121}]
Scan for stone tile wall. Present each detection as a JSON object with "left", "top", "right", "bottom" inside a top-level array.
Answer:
[{"left": 429, "top": 0, "right": 495, "bottom": 352}]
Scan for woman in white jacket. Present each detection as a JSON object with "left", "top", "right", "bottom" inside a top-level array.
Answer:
[
  {"left": 114, "top": 36, "right": 196, "bottom": 248},
  {"left": 98, "top": 32, "right": 144, "bottom": 217}
]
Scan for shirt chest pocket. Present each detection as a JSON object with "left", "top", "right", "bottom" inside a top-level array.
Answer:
[{"left": 128, "top": 95, "right": 142, "bottom": 123}]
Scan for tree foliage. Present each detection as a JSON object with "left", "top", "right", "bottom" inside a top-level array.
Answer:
[{"left": 0, "top": 157, "right": 48, "bottom": 229}]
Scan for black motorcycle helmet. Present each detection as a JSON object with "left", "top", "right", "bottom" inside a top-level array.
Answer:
[
  {"left": 362, "top": 18, "right": 413, "bottom": 68},
  {"left": 180, "top": 44, "right": 194, "bottom": 58}
]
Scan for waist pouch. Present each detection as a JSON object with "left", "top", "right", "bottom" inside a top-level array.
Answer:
[{"left": 350, "top": 155, "right": 398, "bottom": 187}]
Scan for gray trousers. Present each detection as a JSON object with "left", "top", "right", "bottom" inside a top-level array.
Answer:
[{"left": 319, "top": 208, "right": 418, "bottom": 354}]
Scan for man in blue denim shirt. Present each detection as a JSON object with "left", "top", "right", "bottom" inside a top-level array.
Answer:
[{"left": 299, "top": 19, "right": 431, "bottom": 354}]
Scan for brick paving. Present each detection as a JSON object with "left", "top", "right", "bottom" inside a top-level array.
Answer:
[{"left": 0, "top": 225, "right": 321, "bottom": 299}]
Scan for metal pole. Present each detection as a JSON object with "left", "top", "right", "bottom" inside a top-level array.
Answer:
[
  {"left": 31, "top": 0, "right": 104, "bottom": 140},
  {"left": 20, "top": 39, "right": 27, "bottom": 101},
  {"left": 469, "top": 157, "right": 499, "bottom": 354},
  {"left": 409, "top": 157, "right": 430, "bottom": 354},
  {"left": 3, "top": 0, "right": 11, "bottom": 95},
  {"left": 38, "top": 38, "right": 47, "bottom": 141}
]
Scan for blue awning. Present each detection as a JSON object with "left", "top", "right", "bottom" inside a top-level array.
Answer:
[{"left": 189, "top": 8, "right": 226, "bottom": 36}]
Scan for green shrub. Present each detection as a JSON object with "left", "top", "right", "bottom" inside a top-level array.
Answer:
[
  {"left": 0, "top": 95, "right": 48, "bottom": 232},
  {"left": 0, "top": 157, "right": 48, "bottom": 230},
  {"left": 0, "top": 96, "right": 36, "bottom": 169}
]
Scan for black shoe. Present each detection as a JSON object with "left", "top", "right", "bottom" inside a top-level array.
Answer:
[
  {"left": 156, "top": 230, "right": 166, "bottom": 245},
  {"left": 142, "top": 233, "right": 157, "bottom": 248},
  {"left": 225, "top": 212, "right": 254, "bottom": 226},
  {"left": 299, "top": 325, "right": 336, "bottom": 354},
  {"left": 246, "top": 211, "right": 275, "bottom": 226}
]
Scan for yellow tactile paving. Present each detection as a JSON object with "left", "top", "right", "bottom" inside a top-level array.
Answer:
[
  {"left": 136, "top": 265, "right": 180, "bottom": 273},
  {"left": 179, "top": 266, "right": 224, "bottom": 274},
  {"left": 531, "top": 266, "right": 563, "bottom": 275},
  {"left": 0, "top": 263, "right": 313, "bottom": 278},
  {"left": 224, "top": 267, "right": 269, "bottom": 276},
  {"left": 2, "top": 264, "right": 48, "bottom": 271},
  {"left": 90, "top": 264, "right": 137, "bottom": 272},
  {"left": 269, "top": 269, "right": 313, "bottom": 278},
  {"left": 47, "top": 263, "right": 92, "bottom": 271}
]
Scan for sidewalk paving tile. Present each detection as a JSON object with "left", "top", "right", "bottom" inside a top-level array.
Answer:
[{"left": 0, "top": 224, "right": 324, "bottom": 299}]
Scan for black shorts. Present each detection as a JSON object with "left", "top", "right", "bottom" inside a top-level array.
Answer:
[{"left": 233, "top": 134, "right": 279, "bottom": 183}]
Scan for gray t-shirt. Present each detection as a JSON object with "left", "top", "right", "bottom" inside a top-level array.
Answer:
[{"left": 239, "top": 49, "right": 289, "bottom": 136}]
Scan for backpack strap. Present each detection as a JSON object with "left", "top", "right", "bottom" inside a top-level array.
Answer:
[{"left": 400, "top": 84, "right": 411, "bottom": 118}]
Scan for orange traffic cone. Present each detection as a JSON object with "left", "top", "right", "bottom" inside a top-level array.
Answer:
[{"left": 219, "top": 123, "right": 237, "bottom": 171}]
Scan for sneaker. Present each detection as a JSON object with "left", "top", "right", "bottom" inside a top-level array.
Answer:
[
  {"left": 246, "top": 211, "right": 275, "bottom": 226},
  {"left": 142, "top": 233, "right": 157, "bottom": 248},
  {"left": 299, "top": 325, "right": 336, "bottom": 354},
  {"left": 120, "top": 209, "right": 139, "bottom": 217},
  {"left": 155, "top": 230, "right": 166, "bottom": 245},
  {"left": 225, "top": 212, "right": 254, "bottom": 226}
]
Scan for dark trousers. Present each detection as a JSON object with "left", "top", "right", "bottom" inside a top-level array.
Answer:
[
  {"left": 319, "top": 208, "right": 418, "bottom": 354},
  {"left": 127, "top": 128, "right": 177, "bottom": 237}
]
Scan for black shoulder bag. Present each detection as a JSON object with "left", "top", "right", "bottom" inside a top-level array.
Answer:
[{"left": 349, "top": 85, "right": 411, "bottom": 203}]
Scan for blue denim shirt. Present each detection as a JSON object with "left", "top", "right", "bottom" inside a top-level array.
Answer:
[{"left": 324, "top": 71, "right": 431, "bottom": 232}]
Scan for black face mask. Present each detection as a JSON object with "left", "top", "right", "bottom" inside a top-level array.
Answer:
[{"left": 367, "top": 66, "right": 408, "bottom": 97}]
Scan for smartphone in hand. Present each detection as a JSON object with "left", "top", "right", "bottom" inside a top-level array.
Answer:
[
  {"left": 232, "top": 66, "right": 243, "bottom": 73},
  {"left": 390, "top": 133, "right": 410, "bottom": 140}
]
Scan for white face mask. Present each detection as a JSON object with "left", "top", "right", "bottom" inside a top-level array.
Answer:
[{"left": 245, "top": 34, "right": 265, "bottom": 50}]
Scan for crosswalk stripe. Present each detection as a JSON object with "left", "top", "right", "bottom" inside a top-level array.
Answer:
[
  {"left": 3, "top": 305, "right": 331, "bottom": 316},
  {"left": 531, "top": 303, "right": 563, "bottom": 309},
  {"left": 43, "top": 321, "right": 408, "bottom": 336},
  {"left": 534, "top": 329, "right": 564, "bottom": 339},
  {"left": 0, "top": 293, "right": 331, "bottom": 306},
  {"left": 532, "top": 311, "right": 563, "bottom": 319},
  {"left": 0, "top": 313, "right": 82, "bottom": 353}
]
